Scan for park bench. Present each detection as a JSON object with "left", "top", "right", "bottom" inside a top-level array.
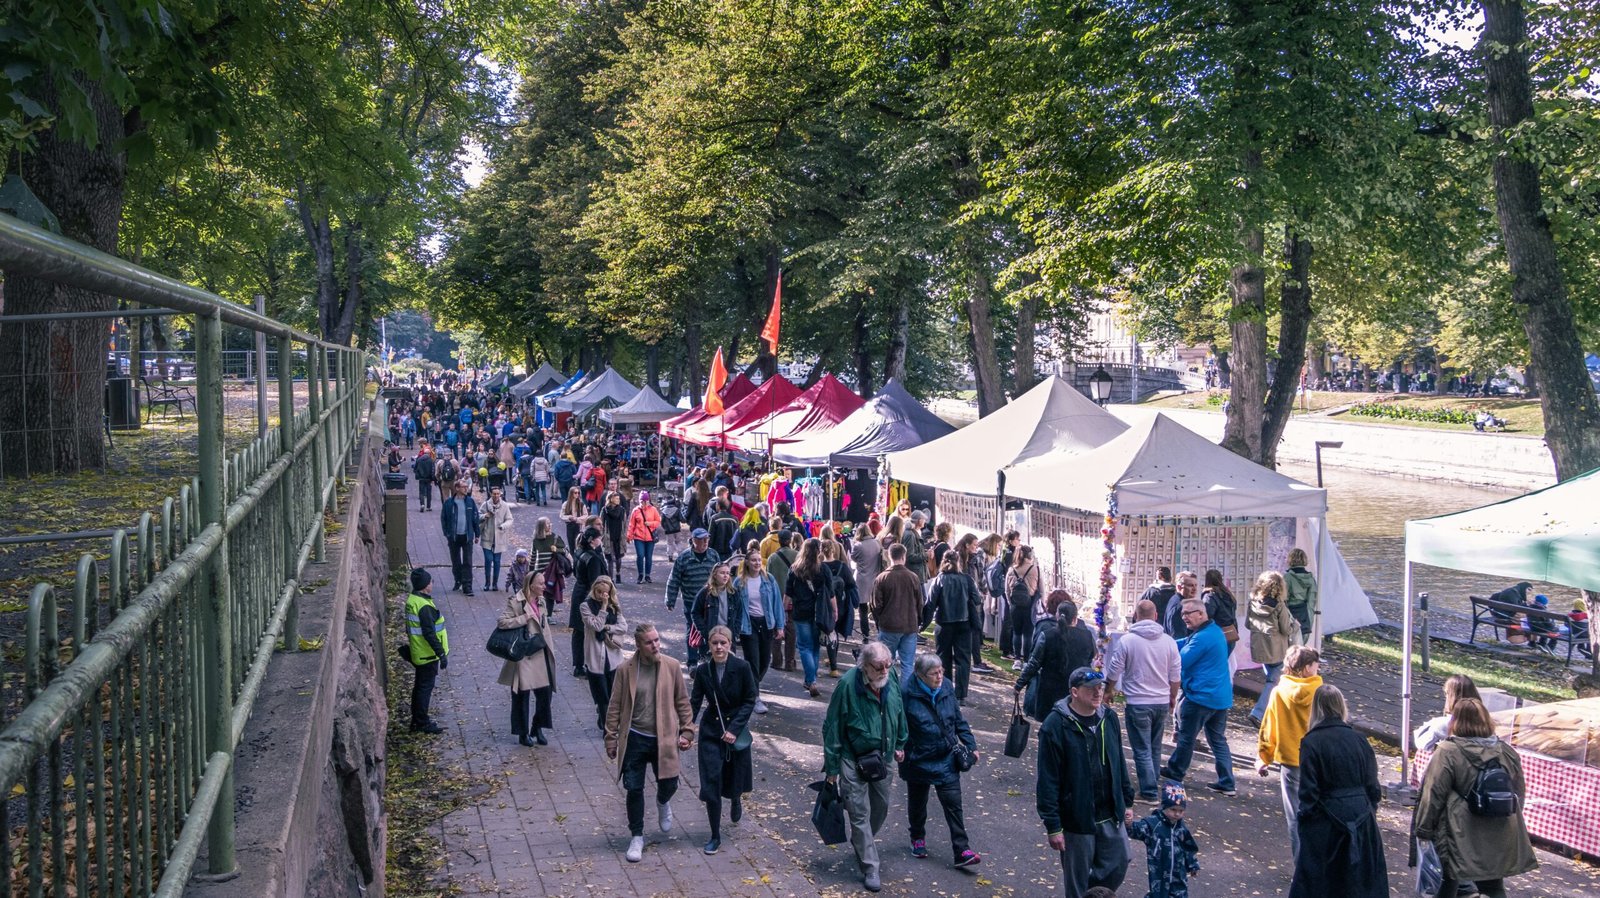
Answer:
[
  {"left": 1469, "top": 594, "right": 1580, "bottom": 663},
  {"left": 141, "top": 376, "right": 197, "bottom": 420}
]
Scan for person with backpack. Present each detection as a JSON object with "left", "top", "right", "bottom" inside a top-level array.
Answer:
[
  {"left": 1004, "top": 546, "right": 1042, "bottom": 663},
  {"left": 435, "top": 449, "right": 461, "bottom": 507},
  {"left": 1289, "top": 686, "right": 1388, "bottom": 898},
  {"left": 1201, "top": 569, "right": 1239, "bottom": 656},
  {"left": 1410, "top": 698, "right": 1536, "bottom": 898}
]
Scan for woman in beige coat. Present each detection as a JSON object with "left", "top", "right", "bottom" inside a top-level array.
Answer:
[
  {"left": 1247, "top": 570, "right": 1299, "bottom": 724},
  {"left": 498, "top": 574, "right": 557, "bottom": 746}
]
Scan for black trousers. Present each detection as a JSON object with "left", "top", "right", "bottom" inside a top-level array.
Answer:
[
  {"left": 417, "top": 478, "right": 433, "bottom": 509},
  {"left": 908, "top": 780, "right": 969, "bottom": 858},
  {"left": 447, "top": 534, "right": 474, "bottom": 590},
  {"left": 411, "top": 659, "right": 439, "bottom": 726},
  {"left": 587, "top": 667, "right": 615, "bottom": 730},
  {"left": 510, "top": 687, "right": 553, "bottom": 737},
  {"left": 937, "top": 622, "right": 972, "bottom": 700},
  {"left": 970, "top": 617, "right": 985, "bottom": 664},
  {"left": 569, "top": 601, "right": 587, "bottom": 673},
  {"left": 621, "top": 733, "right": 679, "bottom": 837},
  {"left": 741, "top": 619, "right": 773, "bottom": 686},
  {"left": 1009, "top": 603, "right": 1034, "bottom": 658}
]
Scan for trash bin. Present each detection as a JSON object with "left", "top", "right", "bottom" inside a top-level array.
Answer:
[
  {"left": 106, "top": 377, "right": 140, "bottom": 431},
  {"left": 383, "top": 472, "right": 408, "bottom": 491},
  {"left": 384, "top": 491, "right": 409, "bottom": 568}
]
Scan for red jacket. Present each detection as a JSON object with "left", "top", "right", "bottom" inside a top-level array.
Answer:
[{"left": 585, "top": 466, "right": 608, "bottom": 503}]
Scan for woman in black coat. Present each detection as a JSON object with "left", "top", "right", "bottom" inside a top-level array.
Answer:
[
  {"left": 1015, "top": 599, "right": 1096, "bottom": 722},
  {"left": 899, "top": 652, "right": 981, "bottom": 867},
  {"left": 691, "top": 625, "right": 758, "bottom": 855},
  {"left": 1289, "top": 685, "right": 1388, "bottom": 898}
]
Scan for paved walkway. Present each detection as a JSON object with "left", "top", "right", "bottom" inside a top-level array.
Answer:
[{"left": 399, "top": 479, "right": 1600, "bottom": 898}]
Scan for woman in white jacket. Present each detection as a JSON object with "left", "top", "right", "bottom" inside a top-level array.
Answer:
[{"left": 479, "top": 486, "right": 514, "bottom": 591}]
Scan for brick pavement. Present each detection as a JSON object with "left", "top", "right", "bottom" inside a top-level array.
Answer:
[{"left": 397, "top": 472, "right": 1600, "bottom": 898}]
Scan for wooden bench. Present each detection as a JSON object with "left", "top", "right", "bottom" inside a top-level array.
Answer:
[
  {"left": 1469, "top": 595, "right": 1580, "bottom": 663},
  {"left": 141, "top": 377, "right": 196, "bottom": 420}
]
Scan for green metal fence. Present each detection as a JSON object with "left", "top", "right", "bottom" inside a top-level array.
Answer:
[{"left": 0, "top": 213, "right": 368, "bottom": 896}]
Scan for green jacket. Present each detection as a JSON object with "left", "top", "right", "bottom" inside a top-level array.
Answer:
[
  {"left": 822, "top": 667, "right": 908, "bottom": 776},
  {"left": 1284, "top": 568, "right": 1318, "bottom": 614},
  {"left": 1414, "top": 736, "right": 1537, "bottom": 882}
]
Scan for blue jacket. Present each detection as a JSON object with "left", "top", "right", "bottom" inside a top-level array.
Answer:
[
  {"left": 552, "top": 458, "right": 578, "bottom": 488},
  {"left": 1128, "top": 811, "right": 1200, "bottom": 898},
  {"left": 691, "top": 585, "right": 747, "bottom": 642},
  {"left": 730, "top": 573, "right": 784, "bottom": 635},
  {"left": 899, "top": 678, "right": 975, "bottom": 786},
  {"left": 1176, "top": 620, "right": 1232, "bottom": 710},
  {"left": 439, "top": 494, "right": 480, "bottom": 540}
]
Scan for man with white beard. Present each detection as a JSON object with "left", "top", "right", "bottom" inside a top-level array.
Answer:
[{"left": 822, "top": 641, "right": 908, "bottom": 892}]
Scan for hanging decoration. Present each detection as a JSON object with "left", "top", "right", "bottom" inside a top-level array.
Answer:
[{"left": 1094, "top": 488, "right": 1119, "bottom": 666}]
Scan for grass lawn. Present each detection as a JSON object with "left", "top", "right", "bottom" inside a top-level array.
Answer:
[
  {"left": 1141, "top": 390, "right": 1546, "bottom": 437},
  {"left": 1332, "top": 625, "right": 1576, "bottom": 705}
]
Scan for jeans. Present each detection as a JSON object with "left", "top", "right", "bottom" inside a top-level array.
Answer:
[
  {"left": 634, "top": 539, "right": 655, "bottom": 579},
  {"left": 796, "top": 621, "right": 820, "bottom": 685},
  {"left": 1280, "top": 764, "right": 1301, "bottom": 858},
  {"left": 908, "top": 780, "right": 969, "bottom": 857},
  {"left": 741, "top": 618, "right": 773, "bottom": 685},
  {"left": 1161, "top": 701, "right": 1236, "bottom": 791},
  {"left": 878, "top": 630, "right": 918, "bottom": 687},
  {"left": 533, "top": 480, "right": 548, "bottom": 504},
  {"left": 1009, "top": 602, "right": 1034, "bottom": 658},
  {"left": 1058, "top": 820, "right": 1131, "bottom": 898},
  {"left": 1123, "top": 703, "right": 1169, "bottom": 798},
  {"left": 621, "top": 733, "right": 679, "bottom": 837},
  {"left": 1251, "top": 662, "right": 1282, "bottom": 720},
  {"left": 410, "top": 659, "right": 439, "bottom": 726},
  {"left": 840, "top": 755, "right": 891, "bottom": 877},
  {"left": 936, "top": 622, "right": 971, "bottom": 700},
  {"left": 481, "top": 547, "right": 502, "bottom": 588},
  {"left": 447, "top": 534, "right": 474, "bottom": 590}
]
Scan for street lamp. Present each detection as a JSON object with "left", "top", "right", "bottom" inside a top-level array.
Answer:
[
  {"left": 1314, "top": 440, "right": 1343, "bottom": 488},
  {"left": 1088, "top": 366, "right": 1114, "bottom": 405}
]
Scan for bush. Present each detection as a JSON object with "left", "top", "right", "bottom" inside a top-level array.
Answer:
[
  {"left": 1347, "top": 402, "right": 1476, "bottom": 426},
  {"left": 391, "top": 357, "right": 443, "bottom": 378},
  {"left": 1205, "top": 392, "right": 1225, "bottom": 407}
]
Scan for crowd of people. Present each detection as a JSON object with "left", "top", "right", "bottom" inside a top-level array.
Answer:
[{"left": 391, "top": 370, "right": 1542, "bottom": 898}]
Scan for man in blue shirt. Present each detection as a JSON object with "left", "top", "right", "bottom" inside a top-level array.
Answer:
[{"left": 1158, "top": 599, "right": 1236, "bottom": 796}]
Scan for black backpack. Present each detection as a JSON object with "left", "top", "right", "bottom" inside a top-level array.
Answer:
[
  {"left": 1467, "top": 757, "right": 1518, "bottom": 817},
  {"left": 986, "top": 558, "right": 1008, "bottom": 598}
]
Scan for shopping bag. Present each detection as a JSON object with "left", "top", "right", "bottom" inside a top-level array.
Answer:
[
  {"left": 1414, "top": 839, "right": 1443, "bottom": 898},
  {"left": 1004, "top": 692, "right": 1031, "bottom": 758},
  {"left": 809, "top": 780, "right": 849, "bottom": 845},
  {"left": 486, "top": 625, "right": 545, "bottom": 661}
]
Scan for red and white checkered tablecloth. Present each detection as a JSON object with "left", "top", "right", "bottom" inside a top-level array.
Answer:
[{"left": 1415, "top": 746, "right": 1600, "bottom": 857}]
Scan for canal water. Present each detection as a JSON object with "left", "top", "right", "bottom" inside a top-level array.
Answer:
[{"left": 1277, "top": 461, "right": 1578, "bottom": 627}]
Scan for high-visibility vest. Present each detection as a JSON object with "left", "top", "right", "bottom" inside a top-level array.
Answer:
[{"left": 405, "top": 592, "right": 449, "bottom": 663}]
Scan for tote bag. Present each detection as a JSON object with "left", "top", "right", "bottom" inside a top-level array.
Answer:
[{"left": 1004, "top": 692, "right": 1032, "bottom": 758}]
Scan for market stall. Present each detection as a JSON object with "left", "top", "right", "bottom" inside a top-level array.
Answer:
[
  {"left": 511, "top": 362, "right": 567, "bottom": 398},
  {"left": 534, "top": 369, "right": 585, "bottom": 427},
  {"left": 726, "top": 373, "right": 863, "bottom": 452},
  {"left": 601, "top": 386, "right": 681, "bottom": 429},
  {"left": 661, "top": 372, "right": 757, "bottom": 441},
  {"left": 554, "top": 366, "right": 639, "bottom": 419},
  {"left": 677, "top": 374, "right": 801, "bottom": 449},
  {"left": 1400, "top": 467, "right": 1600, "bottom": 803}
]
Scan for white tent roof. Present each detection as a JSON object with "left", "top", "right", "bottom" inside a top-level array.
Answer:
[
  {"left": 1004, "top": 413, "right": 1328, "bottom": 517},
  {"left": 1405, "top": 466, "right": 1600, "bottom": 591},
  {"left": 601, "top": 387, "right": 681, "bottom": 425},
  {"left": 512, "top": 362, "right": 566, "bottom": 397},
  {"left": 886, "top": 376, "right": 1128, "bottom": 495},
  {"left": 555, "top": 367, "right": 639, "bottom": 414}
]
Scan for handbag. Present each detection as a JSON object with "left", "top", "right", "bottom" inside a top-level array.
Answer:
[
  {"left": 809, "top": 780, "right": 849, "bottom": 845},
  {"left": 709, "top": 667, "right": 754, "bottom": 752},
  {"left": 688, "top": 622, "right": 704, "bottom": 649},
  {"left": 486, "top": 624, "right": 546, "bottom": 661},
  {"left": 854, "top": 749, "right": 889, "bottom": 783},
  {"left": 1004, "top": 692, "right": 1032, "bottom": 758}
]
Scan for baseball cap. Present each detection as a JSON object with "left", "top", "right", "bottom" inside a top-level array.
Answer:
[
  {"left": 691, "top": 528, "right": 710, "bottom": 540},
  {"left": 1535, "top": 594, "right": 1549, "bottom": 606},
  {"left": 1068, "top": 667, "right": 1106, "bottom": 689}
]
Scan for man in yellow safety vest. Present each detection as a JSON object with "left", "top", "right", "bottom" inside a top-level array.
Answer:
[{"left": 404, "top": 568, "right": 450, "bottom": 734}]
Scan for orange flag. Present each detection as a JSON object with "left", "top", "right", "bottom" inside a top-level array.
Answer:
[
  {"left": 760, "top": 272, "right": 782, "bottom": 354},
  {"left": 704, "top": 348, "right": 728, "bottom": 415}
]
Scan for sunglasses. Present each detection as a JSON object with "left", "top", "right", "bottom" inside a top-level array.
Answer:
[{"left": 1072, "top": 672, "right": 1107, "bottom": 687}]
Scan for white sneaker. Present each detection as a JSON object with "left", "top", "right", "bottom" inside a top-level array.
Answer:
[
  {"left": 754, "top": 699, "right": 769, "bottom": 715},
  {"left": 625, "top": 836, "right": 644, "bottom": 863},
  {"left": 658, "top": 800, "right": 674, "bottom": 833}
]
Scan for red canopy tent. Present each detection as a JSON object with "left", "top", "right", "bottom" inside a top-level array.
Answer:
[
  {"left": 660, "top": 372, "right": 756, "bottom": 440},
  {"left": 726, "top": 374, "right": 865, "bottom": 452},
  {"left": 678, "top": 375, "right": 802, "bottom": 449}
]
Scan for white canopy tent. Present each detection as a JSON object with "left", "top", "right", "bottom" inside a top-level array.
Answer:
[
  {"left": 554, "top": 367, "right": 639, "bottom": 416},
  {"left": 1398, "top": 467, "right": 1600, "bottom": 783},
  {"left": 601, "top": 387, "right": 681, "bottom": 426},
  {"left": 1002, "top": 413, "right": 1376, "bottom": 638},
  {"left": 886, "top": 375, "right": 1128, "bottom": 496},
  {"left": 511, "top": 362, "right": 567, "bottom": 398}
]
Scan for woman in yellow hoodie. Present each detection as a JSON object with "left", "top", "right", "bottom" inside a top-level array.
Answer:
[{"left": 1255, "top": 645, "right": 1323, "bottom": 858}]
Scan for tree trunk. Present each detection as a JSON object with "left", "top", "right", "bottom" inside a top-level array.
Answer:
[
  {"left": 667, "top": 353, "right": 683, "bottom": 404},
  {"left": 853, "top": 296, "right": 875, "bottom": 397},
  {"left": 684, "top": 323, "right": 704, "bottom": 404},
  {"left": 645, "top": 343, "right": 661, "bottom": 394},
  {"left": 0, "top": 73, "right": 125, "bottom": 476},
  {"left": 1260, "top": 231, "right": 1314, "bottom": 469},
  {"left": 963, "top": 270, "right": 1005, "bottom": 415},
  {"left": 883, "top": 291, "right": 910, "bottom": 390},
  {"left": 1013, "top": 295, "right": 1039, "bottom": 398},
  {"left": 1220, "top": 223, "right": 1268, "bottom": 463},
  {"left": 1480, "top": 0, "right": 1600, "bottom": 479},
  {"left": 523, "top": 337, "right": 538, "bottom": 372}
]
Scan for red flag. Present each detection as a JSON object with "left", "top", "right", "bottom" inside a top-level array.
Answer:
[
  {"left": 760, "top": 272, "right": 782, "bottom": 354},
  {"left": 704, "top": 348, "right": 728, "bottom": 415}
]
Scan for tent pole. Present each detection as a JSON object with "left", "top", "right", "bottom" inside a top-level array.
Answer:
[
  {"left": 1399, "top": 559, "right": 1415, "bottom": 789},
  {"left": 1311, "top": 517, "right": 1325, "bottom": 651}
]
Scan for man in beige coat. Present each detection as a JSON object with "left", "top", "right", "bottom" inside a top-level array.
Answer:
[{"left": 605, "top": 623, "right": 695, "bottom": 862}]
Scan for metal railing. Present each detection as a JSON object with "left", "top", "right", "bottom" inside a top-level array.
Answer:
[{"left": 0, "top": 212, "right": 368, "bottom": 896}]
